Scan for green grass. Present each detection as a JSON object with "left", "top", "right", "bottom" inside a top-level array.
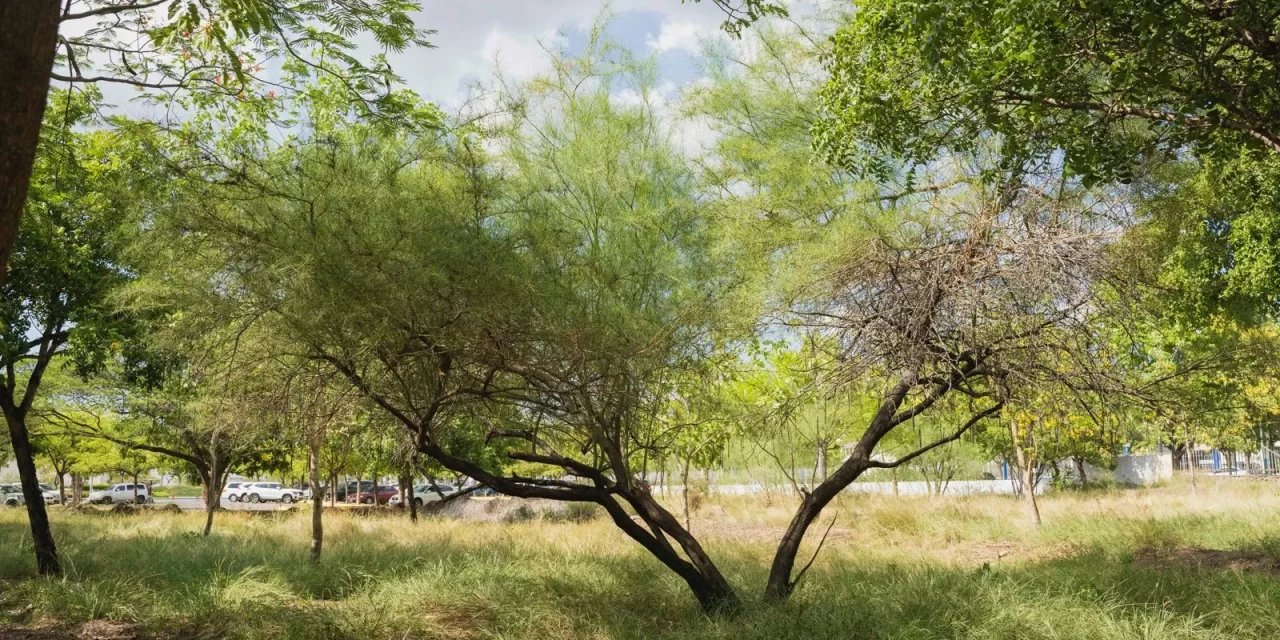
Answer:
[
  {"left": 0, "top": 477, "right": 1278, "bottom": 639},
  {"left": 148, "top": 485, "right": 204, "bottom": 499}
]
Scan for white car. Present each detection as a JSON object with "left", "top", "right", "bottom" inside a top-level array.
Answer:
[
  {"left": 87, "top": 483, "right": 150, "bottom": 505},
  {"left": 38, "top": 483, "right": 58, "bottom": 504},
  {"left": 239, "top": 482, "right": 305, "bottom": 504},
  {"left": 221, "top": 481, "right": 250, "bottom": 503},
  {"left": 388, "top": 483, "right": 456, "bottom": 507},
  {"left": 0, "top": 484, "right": 25, "bottom": 506}
]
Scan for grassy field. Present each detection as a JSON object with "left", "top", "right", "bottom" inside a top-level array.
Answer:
[{"left": 0, "top": 478, "right": 1278, "bottom": 639}]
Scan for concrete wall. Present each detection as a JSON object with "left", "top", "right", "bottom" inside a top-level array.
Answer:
[{"left": 1115, "top": 453, "right": 1173, "bottom": 486}]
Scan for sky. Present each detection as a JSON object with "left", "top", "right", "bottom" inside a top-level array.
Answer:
[{"left": 386, "top": 0, "right": 734, "bottom": 108}]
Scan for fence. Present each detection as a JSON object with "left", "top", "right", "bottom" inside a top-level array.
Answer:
[{"left": 1173, "top": 446, "right": 1280, "bottom": 475}]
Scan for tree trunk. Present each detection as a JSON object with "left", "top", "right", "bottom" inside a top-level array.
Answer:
[
  {"left": 1074, "top": 456, "right": 1087, "bottom": 486},
  {"left": 372, "top": 472, "right": 379, "bottom": 506},
  {"left": 815, "top": 438, "right": 828, "bottom": 483},
  {"left": 202, "top": 451, "right": 220, "bottom": 537},
  {"left": 4, "top": 411, "right": 59, "bottom": 574},
  {"left": 55, "top": 471, "right": 64, "bottom": 505},
  {"left": 309, "top": 434, "right": 323, "bottom": 563},
  {"left": 1184, "top": 427, "right": 1197, "bottom": 494},
  {"left": 622, "top": 490, "right": 740, "bottom": 613},
  {"left": 1009, "top": 419, "right": 1041, "bottom": 526},
  {"left": 681, "top": 456, "right": 693, "bottom": 532},
  {"left": 407, "top": 479, "right": 419, "bottom": 523},
  {"left": 765, "top": 456, "right": 866, "bottom": 601},
  {"left": 0, "top": 0, "right": 60, "bottom": 287},
  {"left": 132, "top": 472, "right": 139, "bottom": 504}
]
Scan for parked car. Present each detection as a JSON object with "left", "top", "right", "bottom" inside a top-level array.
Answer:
[
  {"left": 347, "top": 484, "right": 398, "bottom": 505},
  {"left": 240, "top": 482, "right": 306, "bottom": 504},
  {"left": 0, "top": 484, "right": 25, "bottom": 506},
  {"left": 388, "top": 483, "right": 456, "bottom": 507},
  {"left": 470, "top": 486, "right": 499, "bottom": 498},
  {"left": 221, "top": 481, "right": 250, "bottom": 503},
  {"left": 87, "top": 483, "right": 150, "bottom": 505},
  {"left": 38, "top": 483, "right": 58, "bottom": 504}
]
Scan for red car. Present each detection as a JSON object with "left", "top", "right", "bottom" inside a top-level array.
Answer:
[{"left": 346, "top": 485, "right": 398, "bottom": 505}]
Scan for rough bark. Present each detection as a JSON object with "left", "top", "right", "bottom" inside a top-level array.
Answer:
[
  {"left": 3, "top": 410, "right": 59, "bottom": 574},
  {"left": 1009, "top": 418, "right": 1042, "bottom": 526},
  {"left": 0, "top": 0, "right": 60, "bottom": 286},
  {"left": 407, "top": 480, "right": 418, "bottom": 523},
  {"left": 765, "top": 455, "right": 868, "bottom": 601},
  {"left": 308, "top": 435, "right": 323, "bottom": 563}
]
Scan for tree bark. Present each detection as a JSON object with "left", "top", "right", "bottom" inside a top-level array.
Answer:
[
  {"left": 765, "top": 456, "right": 867, "bottom": 601},
  {"left": 201, "top": 448, "right": 221, "bottom": 537},
  {"left": 815, "top": 438, "right": 828, "bottom": 483},
  {"left": 1008, "top": 418, "right": 1041, "bottom": 526},
  {"left": 0, "top": 0, "right": 60, "bottom": 286},
  {"left": 3, "top": 410, "right": 59, "bottom": 574},
  {"left": 1074, "top": 456, "right": 1087, "bottom": 487},
  {"left": 308, "top": 434, "right": 323, "bottom": 563}
]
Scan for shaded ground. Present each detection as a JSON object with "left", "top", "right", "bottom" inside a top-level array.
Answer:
[
  {"left": 1, "top": 481, "right": 1279, "bottom": 639},
  {"left": 1135, "top": 547, "right": 1280, "bottom": 576}
]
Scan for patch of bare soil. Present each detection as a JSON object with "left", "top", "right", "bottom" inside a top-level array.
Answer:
[
  {"left": 1134, "top": 548, "right": 1280, "bottom": 576},
  {"left": 0, "top": 621, "right": 139, "bottom": 640}
]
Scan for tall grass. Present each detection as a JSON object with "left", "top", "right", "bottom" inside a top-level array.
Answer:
[{"left": 0, "top": 477, "right": 1277, "bottom": 639}]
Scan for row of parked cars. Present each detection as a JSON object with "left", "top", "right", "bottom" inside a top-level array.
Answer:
[
  {"left": 216, "top": 480, "right": 498, "bottom": 505},
  {"left": 1, "top": 482, "right": 149, "bottom": 506},
  {"left": 1, "top": 480, "right": 503, "bottom": 507}
]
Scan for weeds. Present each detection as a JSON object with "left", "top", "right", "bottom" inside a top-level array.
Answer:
[{"left": 0, "top": 479, "right": 1276, "bottom": 639}]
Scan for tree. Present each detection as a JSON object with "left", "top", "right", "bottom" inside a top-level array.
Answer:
[
  {"left": 817, "top": 0, "right": 1280, "bottom": 324},
  {"left": 818, "top": 0, "right": 1280, "bottom": 183},
  {"left": 0, "top": 0, "right": 435, "bottom": 291},
  {"left": 0, "top": 89, "right": 153, "bottom": 574}
]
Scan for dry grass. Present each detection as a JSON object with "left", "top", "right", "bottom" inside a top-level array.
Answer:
[{"left": 0, "top": 476, "right": 1277, "bottom": 639}]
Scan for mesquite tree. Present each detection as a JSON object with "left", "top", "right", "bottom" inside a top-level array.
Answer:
[{"left": 0, "top": 0, "right": 434, "bottom": 289}]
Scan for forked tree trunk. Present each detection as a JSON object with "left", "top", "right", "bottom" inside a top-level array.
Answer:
[
  {"left": 622, "top": 490, "right": 740, "bottom": 613},
  {"left": 308, "top": 434, "right": 323, "bottom": 563},
  {"left": 3, "top": 410, "right": 59, "bottom": 574},
  {"left": 0, "top": 0, "right": 61, "bottom": 286},
  {"left": 765, "top": 457, "right": 867, "bottom": 601},
  {"left": 201, "top": 452, "right": 223, "bottom": 537}
]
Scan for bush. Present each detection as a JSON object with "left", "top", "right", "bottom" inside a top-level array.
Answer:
[
  {"left": 545, "top": 502, "right": 602, "bottom": 524},
  {"left": 503, "top": 505, "right": 537, "bottom": 524},
  {"left": 686, "top": 478, "right": 709, "bottom": 515}
]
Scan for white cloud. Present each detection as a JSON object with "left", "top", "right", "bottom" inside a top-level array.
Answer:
[
  {"left": 481, "top": 28, "right": 565, "bottom": 82},
  {"left": 645, "top": 20, "right": 709, "bottom": 55}
]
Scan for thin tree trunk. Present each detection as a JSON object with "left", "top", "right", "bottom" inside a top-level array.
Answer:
[
  {"left": 308, "top": 434, "right": 323, "bottom": 563},
  {"left": 202, "top": 446, "right": 220, "bottom": 537},
  {"left": 0, "top": 0, "right": 60, "bottom": 287},
  {"left": 1074, "top": 456, "right": 1087, "bottom": 487},
  {"left": 1009, "top": 419, "right": 1041, "bottom": 526},
  {"left": 132, "top": 472, "right": 139, "bottom": 504},
  {"left": 408, "top": 452, "right": 419, "bottom": 523},
  {"left": 3, "top": 411, "right": 59, "bottom": 574},
  {"left": 681, "top": 456, "right": 692, "bottom": 532},
  {"left": 815, "top": 438, "right": 828, "bottom": 482},
  {"left": 1184, "top": 426, "right": 1197, "bottom": 494}
]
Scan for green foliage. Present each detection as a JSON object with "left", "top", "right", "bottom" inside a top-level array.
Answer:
[
  {"left": 817, "top": 0, "right": 1280, "bottom": 185},
  {"left": 59, "top": 0, "right": 438, "bottom": 130}
]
